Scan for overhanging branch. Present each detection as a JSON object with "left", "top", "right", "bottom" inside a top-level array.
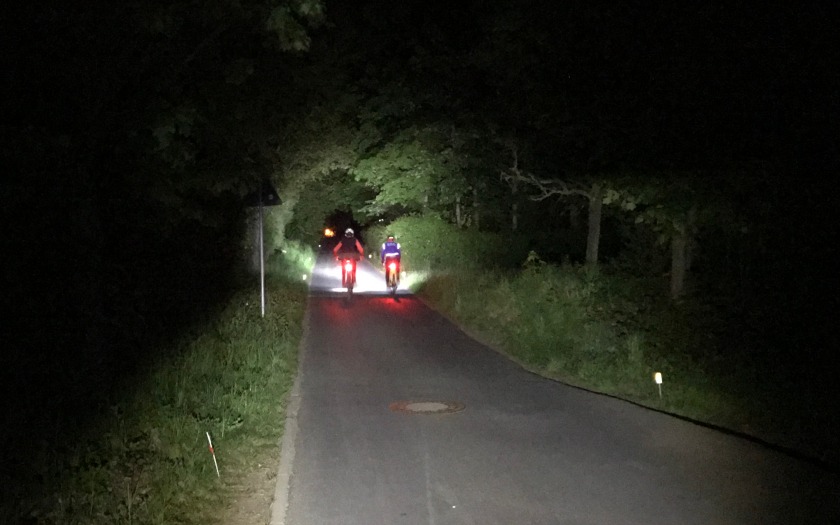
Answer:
[
  {"left": 495, "top": 137, "right": 592, "bottom": 201},
  {"left": 502, "top": 171, "right": 591, "bottom": 201}
]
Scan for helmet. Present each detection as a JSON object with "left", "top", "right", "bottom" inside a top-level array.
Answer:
[
  {"left": 387, "top": 234, "right": 395, "bottom": 241},
  {"left": 345, "top": 228, "right": 354, "bottom": 237}
]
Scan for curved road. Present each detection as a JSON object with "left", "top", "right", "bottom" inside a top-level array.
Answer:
[{"left": 272, "top": 254, "right": 839, "bottom": 525}]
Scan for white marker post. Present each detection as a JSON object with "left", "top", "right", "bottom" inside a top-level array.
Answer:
[
  {"left": 206, "top": 431, "right": 220, "bottom": 478},
  {"left": 654, "top": 372, "right": 663, "bottom": 399}
]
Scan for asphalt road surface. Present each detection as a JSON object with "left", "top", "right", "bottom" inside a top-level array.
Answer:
[{"left": 273, "top": 254, "right": 840, "bottom": 525}]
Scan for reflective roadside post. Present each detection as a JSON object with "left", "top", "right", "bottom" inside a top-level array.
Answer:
[
  {"left": 245, "top": 180, "right": 281, "bottom": 317},
  {"left": 654, "top": 372, "right": 663, "bottom": 399}
]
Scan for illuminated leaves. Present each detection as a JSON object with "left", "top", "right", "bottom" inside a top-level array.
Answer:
[
  {"left": 266, "top": 6, "right": 311, "bottom": 51},
  {"left": 349, "top": 121, "right": 490, "bottom": 219},
  {"left": 602, "top": 188, "right": 639, "bottom": 211},
  {"left": 151, "top": 105, "right": 201, "bottom": 170},
  {"left": 294, "top": 0, "right": 325, "bottom": 19},
  {"left": 266, "top": 0, "right": 325, "bottom": 51}
]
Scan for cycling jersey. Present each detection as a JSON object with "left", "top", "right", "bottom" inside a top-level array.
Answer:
[{"left": 381, "top": 240, "right": 401, "bottom": 263}]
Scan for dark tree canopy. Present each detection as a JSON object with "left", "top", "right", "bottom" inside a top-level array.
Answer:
[{"left": 2, "top": 1, "right": 838, "bottom": 468}]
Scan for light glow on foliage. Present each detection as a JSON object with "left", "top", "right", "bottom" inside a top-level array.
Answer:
[
  {"left": 277, "top": 241, "right": 315, "bottom": 280},
  {"left": 400, "top": 269, "right": 431, "bottom": 290}
]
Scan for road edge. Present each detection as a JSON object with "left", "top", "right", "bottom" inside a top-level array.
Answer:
[{"left": 268, "top": 292, "right": 312, "bottom": 525}]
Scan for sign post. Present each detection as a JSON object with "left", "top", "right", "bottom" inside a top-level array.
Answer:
[{"left": 245, "top": 180, "right": 281, "bottom": 317}]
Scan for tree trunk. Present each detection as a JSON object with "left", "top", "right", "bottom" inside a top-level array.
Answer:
[
  {"left": 670, "top": 230, "right": 687, "bottom": 299},
  {"left": 671, "top": 206, "right": 697, "bottom": 298},
  {"left": 248, "top": 207, "right": 262, "bottom": 274},
  {"left": 569, "top": 204, "right": 580, "bottom": 230},
  {"left": 511, "top": 202, "right": 518, "bottom": 231},
  {"left": 585, "top": 183, "right": 602, "bottom": 266},
  {"left": 685, "top": 206, "right": 697, "bottom": 271},
  {"left": 473, "top": 187, "right": 481, "bottom": 229},
  {"left": 510, "top": 180, "right": 518, "bottom": 231}
]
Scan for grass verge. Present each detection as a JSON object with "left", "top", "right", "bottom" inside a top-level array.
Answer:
[
  {"left": 13, "top": 273, "right": 308, "bottom": 524},
  {"left": 416, "top": 263, "right": 839, "bottom": 468}
]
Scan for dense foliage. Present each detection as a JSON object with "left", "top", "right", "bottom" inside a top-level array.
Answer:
[{"left": 364, "top": 214, "right": 528, "bottom": 273}]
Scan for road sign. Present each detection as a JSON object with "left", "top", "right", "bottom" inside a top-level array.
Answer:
[{"left": 244, "top": 180, "right": 281, "bottom": 207}]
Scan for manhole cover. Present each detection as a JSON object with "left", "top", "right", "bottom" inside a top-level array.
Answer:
[{"left": 389, "top": 401, "right": 465, "bottom": 414}]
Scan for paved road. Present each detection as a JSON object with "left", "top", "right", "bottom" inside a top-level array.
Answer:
[{"left": 274, "top": 255, "right": 840, "bottom": 525}]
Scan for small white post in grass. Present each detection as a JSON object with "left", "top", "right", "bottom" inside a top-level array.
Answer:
[
  {"left": 654, "top": 372, "right": 663, "bottom": 399},
  {"left": 206, "top": 431, "right": 220, "bottom": 478}
]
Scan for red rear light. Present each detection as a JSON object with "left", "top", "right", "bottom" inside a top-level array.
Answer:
[
  {"left": 344, "top": 261, "right": 353, "bottom": 272},
  {"left": 388, "top": 262, "right": 397, "bottom": 271}
]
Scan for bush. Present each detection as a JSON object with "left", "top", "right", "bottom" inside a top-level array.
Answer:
[
  {"left": 270, "top": 240, "right": 316, "bottom": 282},
  {"left": 365, "top": 214, "right": 526, "bottom": 273}
]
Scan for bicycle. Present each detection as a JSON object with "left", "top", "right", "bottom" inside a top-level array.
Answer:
[
  {"left": 340, "top": 257, "right": 357, "bottom": 298},
  {"left": 384, "top": 258, "right": 400, "bottom": 295}
]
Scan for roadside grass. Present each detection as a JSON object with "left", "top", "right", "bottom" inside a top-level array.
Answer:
[
  {"left": 416, "top": 261, "right": 839, "bottom": 466},
  {"left": 16, "top": 262, "right": 309, "bottom": 523}
]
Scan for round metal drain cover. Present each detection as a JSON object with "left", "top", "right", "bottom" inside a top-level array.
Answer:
[{"left": 389, "top": 400, "right": 465, "bottom": 414}]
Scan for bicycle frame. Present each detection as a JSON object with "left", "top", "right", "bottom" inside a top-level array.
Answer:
[
  {"left": 385, "top": 259, "right": 400, "bottom": 293},
  {"left": 340, "top": 257, "right": 357, "bottom": 295}
]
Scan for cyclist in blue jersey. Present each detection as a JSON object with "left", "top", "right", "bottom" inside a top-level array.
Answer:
[{"left": 380, "top": 234, "right": 401, "bottom": 287}]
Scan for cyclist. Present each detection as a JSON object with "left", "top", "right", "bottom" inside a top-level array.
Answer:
[
  {"left": 380, "top": 234, "right": 401, "bottom": 287},
  {"left": 333, "top": 228, "right": 364, "bottom": 285}
]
